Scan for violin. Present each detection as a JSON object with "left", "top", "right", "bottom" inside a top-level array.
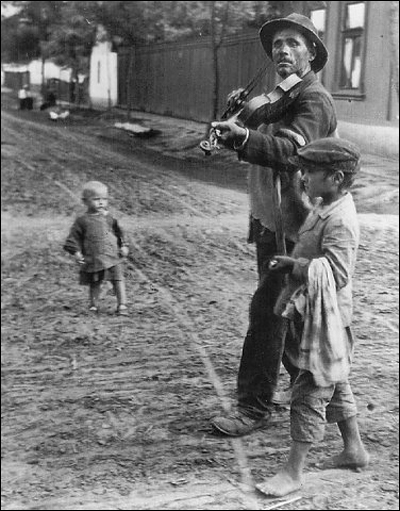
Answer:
[
  {"left": 199, "top": 71, "right": 308, "bottom": 256},
  {"left": 199, "top": 72, "right": 305, "bottom": 155}
]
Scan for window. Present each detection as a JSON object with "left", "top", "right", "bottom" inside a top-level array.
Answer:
[
  {"left": 308, "top": 6, "right": 327, "bottom": 83},
  {"left": 97, "top": 61, "right": 101, "bottom": 84},
  {"left": 310, "top": 8, "right": 326, "bottom": 41},
  {"left": 339, "top": 2, "right": 366, "bottom": 91}
]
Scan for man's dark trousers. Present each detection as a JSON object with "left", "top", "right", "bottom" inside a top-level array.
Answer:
[{"left": 237, "top": 225, "right": 298, "bottom": 420}]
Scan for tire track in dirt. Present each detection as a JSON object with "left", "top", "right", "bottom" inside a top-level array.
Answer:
[
  {"left": 2, "top": 107, "right": 399, "bottom": 510},
  {"left": 3, "top": 114, "right": 254, "bottom": 260},
  {"left": 3, "top": 122, "right": 201, "bottom": 210},
  {"left": 1, "top": 121, "right": 258, "bottom": 497},
  {"left": 4, "top": 111, "right": 398, "bottom": 400},
  {"left": 126, "top": 239, "right": 257, "bottom": 491},
  {"left": 2, "top": 112, "right": 238, "bottom": 218}
]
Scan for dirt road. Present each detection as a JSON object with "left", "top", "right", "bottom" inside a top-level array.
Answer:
[{"left": 1, "top": 103, "right": 399, "bottom": 510}]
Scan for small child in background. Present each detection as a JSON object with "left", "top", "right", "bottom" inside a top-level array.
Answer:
[
  {"left": 256, "top": 138, "right": 369, "bottom": 498},
  {"left": 64, "top": 181, "right": 129, "bottom": 315}
]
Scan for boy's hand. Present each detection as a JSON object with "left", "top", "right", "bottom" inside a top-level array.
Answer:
[
  {"left": 120, "top": 246, "right": 129, "bottom": 258},
  {"left": 74, "top": 251, "right": 85, "bottom": 265},
  {"left": 269, "top": 256, "right": 296, "bottom": 273}
]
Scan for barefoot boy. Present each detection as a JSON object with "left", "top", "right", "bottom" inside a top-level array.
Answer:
[{"left": 256, "top": 138, "right": 369, "bottom": 498}]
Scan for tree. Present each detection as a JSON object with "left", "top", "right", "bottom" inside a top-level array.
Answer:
[
  {"left": 44, "top": 2, "right": 98, "bottom": 81},
  {"left": 1, "top": 1, "right": 64, "bottom": 96},
  {"left": 389, "top": 0, "right": 399, "bottom": 99},
  {"left": 1, "top": 14, "right": 40, "bottom": 62}
]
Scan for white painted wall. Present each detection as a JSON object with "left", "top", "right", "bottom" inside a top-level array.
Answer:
[
  {"left": 89, "top": 41, "right": 118, "bottom": 108},
  {"left": 28, "top": 59, "right": 72, "bottom": 84}
]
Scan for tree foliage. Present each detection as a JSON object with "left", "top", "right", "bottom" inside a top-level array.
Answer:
[
  {"left": 1, "top": 15, "right": 40, "bottom": 62},
  {"left": 94, "top": 1, "right": 278, "bottom": 46},
  {"left": 2, "top": 1, "right": 62, "bottom": 62},
  {"left": 43, "top": 2, "right": 98, "bottom": 77},
  {"left": 1, "top": 1, "right": 318, "bottom": 73},
  {"left": 2, "top": 1, "right": 278, "bottom": 64}
]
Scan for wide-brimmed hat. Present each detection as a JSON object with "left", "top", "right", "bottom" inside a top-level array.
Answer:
[
  {"left": 288, "top": 138, "right": 361, "bottom": 173},
  {"left": 259, "top": 13, "right": 328, "bottom": 73}
]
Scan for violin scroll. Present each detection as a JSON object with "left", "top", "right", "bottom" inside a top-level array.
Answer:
[
  {"left": 199, "top": 73, "right": 305, "bottom": 156},
  {"left": 199, "top": 88, "right": 246, "bottom": 156},
  {"left": 199, "top": 129, "right": 222, "bottom": 156}
]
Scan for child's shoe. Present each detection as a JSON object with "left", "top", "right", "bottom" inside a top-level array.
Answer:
[{"left": 116, "top": 305, "right": 128, "bottom": 316}]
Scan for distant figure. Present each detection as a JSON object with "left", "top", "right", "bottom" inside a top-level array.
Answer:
[
  {"left": 64, "top": 181, "right": 130, "bottom": 315},
  {"left": 18, "top": 85, "right": 33, "bottom": 110},
  {"left": 40, "top": 90, "right": 57, "bottom": 111},
  {"left": 69, "top": 80, "right": 76, "bottom": 104}
]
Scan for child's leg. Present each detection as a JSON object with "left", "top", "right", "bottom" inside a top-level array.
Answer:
[
  {"left": 321, "top": 382, "right": 369, "bottom": 469},
  {"left": 257, "top": 371, "right": 333, "bottom": 497},
  {"left": 333, "top": 416, "right": 370, "bottom": 468},
  {"left": 89, "top": 281, "right": 102, "bottom": 310},
  {"left": 112, "top": 279, "right": 128, "bottom": 315},
  {"left": 256, "top": 440, "right": 312, "bottom": 497},
  {"left": 113, "top": 280, "right": 127, "bottom": 307}
]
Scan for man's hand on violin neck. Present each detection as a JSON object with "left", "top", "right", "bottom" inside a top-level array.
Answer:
[
  {"left": 226, "top": 88, "right": 246, "bottom": 108},
  {"left": 211, "top": 119, "right": 247, "bottom": 149}
]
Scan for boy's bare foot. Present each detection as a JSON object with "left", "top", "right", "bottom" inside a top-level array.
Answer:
[
  {"left": 256, "top": 471, "right": 302, "bottom": 498},
  {"left": 317, "top": 448, "right": 370, "bottom": 471}
]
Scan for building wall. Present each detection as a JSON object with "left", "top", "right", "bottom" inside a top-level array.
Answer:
[
  {"left": 323, "top": 1, "right": 398, "bottom": 125},
  {"left": 2, "top": 70, "right": 29, "bottom": 89},
  {"left": 118, "top": 2, "right": 397, "bottom": 127},
  {"left": 28, "top": 59, "right": 72, "bottom": 85},
  {"left": 89, "top": 41, "right": 118, "bottom": 109}
]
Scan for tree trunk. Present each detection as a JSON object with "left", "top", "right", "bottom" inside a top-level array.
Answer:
[
  {"left": 389, "top": 0, "right": 399, "bottom": 99},
  {"left": 126, "top": 49, "right": 134, "bottom": 121},
  {"left": 210, "top": 1, "right": 219, "bottom": 122},
  {"left": 41, "top": 56, "right": 46, "bottom": 98},
  {"left": 106, "top": 49, "right": 112, "bottom": 110}
]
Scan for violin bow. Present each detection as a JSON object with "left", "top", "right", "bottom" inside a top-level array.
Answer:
[{"left": 272, "top": 171, "right": 287, "bottom": 256}]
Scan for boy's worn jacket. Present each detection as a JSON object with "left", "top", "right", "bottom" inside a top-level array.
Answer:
[
  {"left": 64, "top": 213, "right": 128, "bottom": 273},
  {"left": 275, "top": 192, "right": 360, "bottom": 327}
]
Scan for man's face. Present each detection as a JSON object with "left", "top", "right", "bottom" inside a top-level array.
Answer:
[{"left": 271, "top": 28, "right": 316, "bottom": 79}]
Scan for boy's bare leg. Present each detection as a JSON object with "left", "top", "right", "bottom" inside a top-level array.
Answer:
[
  {"left": 89, "top": 281, "right": 102, "bottom": 309},
  {"left": 319, "top": 416, "right": 369, "bottom": 470},
  {"left": 256, "top": 441, "right": 311, "bottom": 497}
]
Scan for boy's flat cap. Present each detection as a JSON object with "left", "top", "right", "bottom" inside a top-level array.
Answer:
[{"left": 289, "top": 137, "right": 361, "bottom": 173}]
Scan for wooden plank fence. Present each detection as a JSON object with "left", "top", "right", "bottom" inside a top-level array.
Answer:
[{"left": 118, "top": 32, "right": 276, "bottom": 123}]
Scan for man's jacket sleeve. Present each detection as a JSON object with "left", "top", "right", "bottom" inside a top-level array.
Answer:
[{"left": 238, "top": 90, "right": 337, "bottom": 171}]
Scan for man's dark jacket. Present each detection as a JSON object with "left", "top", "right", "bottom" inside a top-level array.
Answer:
[{"left": 238, "top": 70, "right": 337, "bottom": 243}]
